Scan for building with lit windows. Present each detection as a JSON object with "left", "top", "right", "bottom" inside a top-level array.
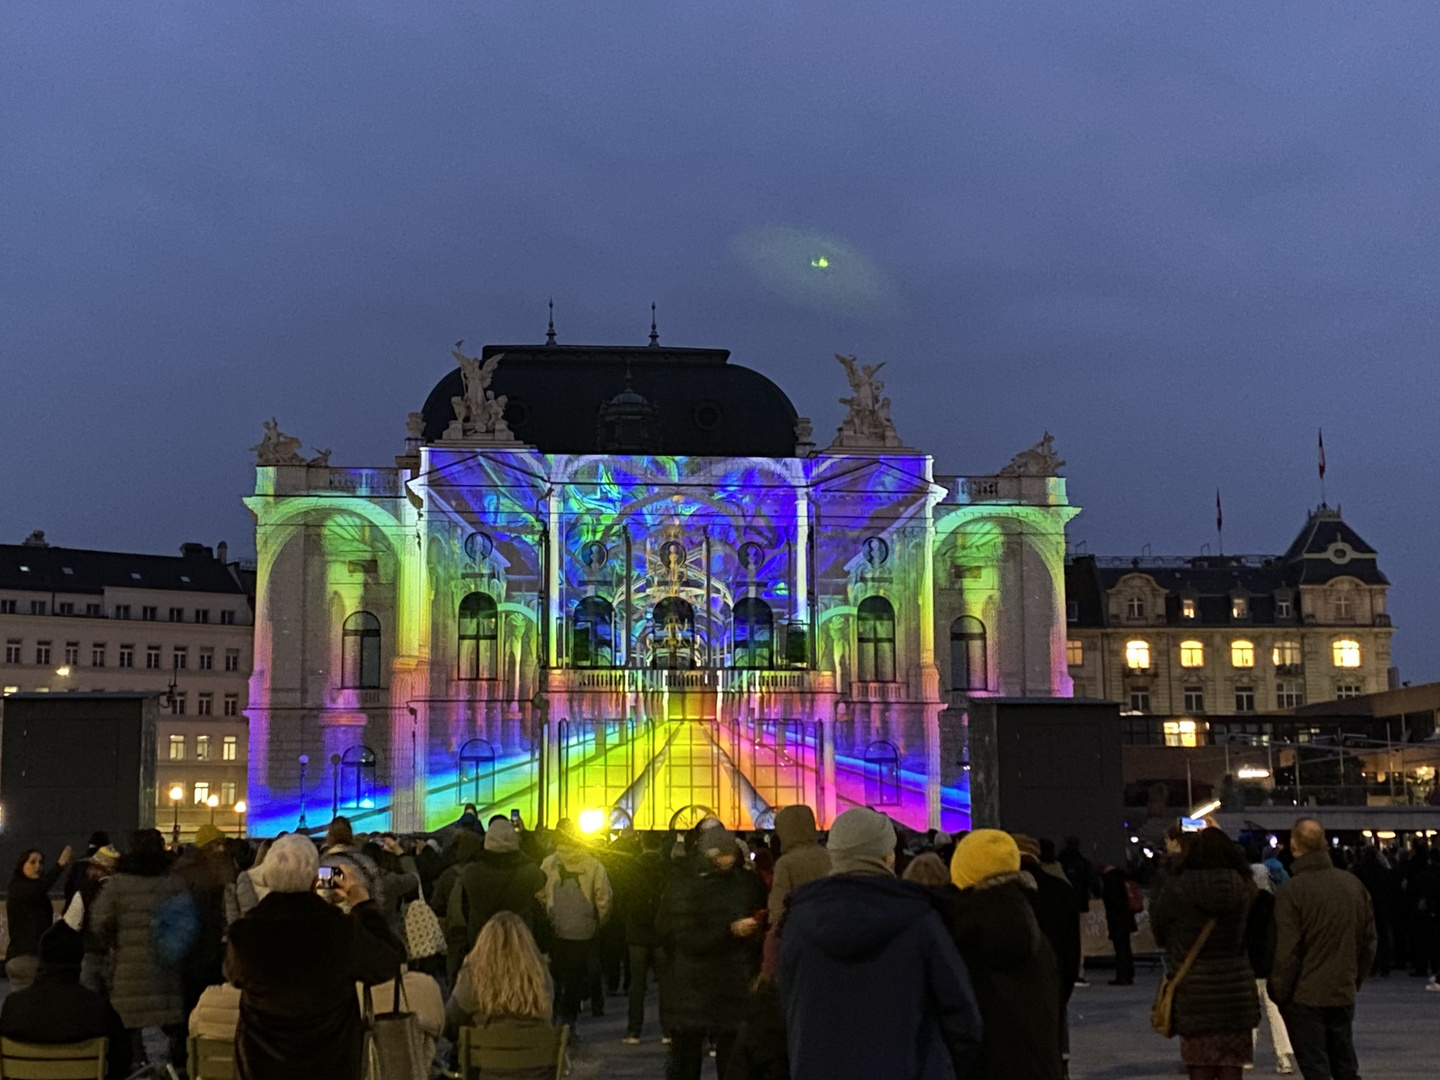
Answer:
[
  {"left": 244, "top": 335, "right": 1078, "bottom": 836},
  {"left": 0, "top": 533, "right": 252, "bottom": 839},
  {"left": 1064, "top": 504, "right": 1394, "bottom": 746}
]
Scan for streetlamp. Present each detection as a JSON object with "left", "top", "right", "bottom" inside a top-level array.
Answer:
[
  {"left": 233, "top": 800, "right": 248, "bottom": 838},
  {"left": 207, "top": 794, "right": 220, "bottom": 824},
  {"left": 169, "top": 785, "right": 184, "bottom": 843},
  {"left": 297, "top": 754, "right": 309, "bottom": 830}
]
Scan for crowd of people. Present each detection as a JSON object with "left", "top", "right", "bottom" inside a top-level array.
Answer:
[{"left": 0, "top": 803, "right": 1413, "bottom": 1080}]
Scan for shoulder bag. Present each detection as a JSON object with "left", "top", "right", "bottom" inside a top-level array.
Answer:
[
  {"left": 365, "top": 977, "right": 429, "bottom": 1080},
  {"left": 1151, "top": 917, "right": 1216, "bottom": 1037}
]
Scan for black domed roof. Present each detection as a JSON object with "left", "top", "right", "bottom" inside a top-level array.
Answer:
[{"left": 420, "top": 342, "right": 800, "bottom": 457}]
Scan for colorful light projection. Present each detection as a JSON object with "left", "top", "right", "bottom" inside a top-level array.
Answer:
[{"left": 247, "top": 447, "right": 1070, "bottom": 837}]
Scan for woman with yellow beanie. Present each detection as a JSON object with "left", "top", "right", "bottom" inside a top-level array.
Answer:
[{"left": 938, "top": 829, "right": 1063, "bottom": 1079}]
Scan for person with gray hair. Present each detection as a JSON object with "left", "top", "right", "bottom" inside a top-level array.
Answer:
[
  {"left": 1269, "top": 819, "right": 1376, "bottom": 1080},
  {"left": 224, "top": 834, "right": 404, "bottom": 1080}
]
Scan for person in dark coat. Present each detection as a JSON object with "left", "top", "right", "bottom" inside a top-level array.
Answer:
[
  {"left": 174, "top": 824, "right": 236, "bottom": 1022},
  {"left": 1013, "top": 835, "right": 1079, "bottom": 1076},
  {"left": 61, "top": 831, "right": 109, "bottom": 906},
  {"left": 1100, "top": 864, "right": 1136, "bottom": 985},
  {"left": 452, "top": 818, "right": 546, "bottom": 949},
  {"left": 0, "top": 922, "right": 131, "bottom": 1080},
  {"left": 430, "top": 827, "right": 488, "bottom": 979},
  {"left": 1151, "top": 827, "right": 1260, "bottom": 1080},
  {"left": 1350, "top": 846, "right": 1393, "bottom": 976},
  {"left": 656, "top": 826, "right": 764, "bottom": 1080},
  {"left": 779, "top": 807, "right": 982, "bottom": 1080},
  {"left": 942, "top": 829, "right": 1061, "bottom": 1080},
  {"left": 224, "top": 833, "right": 404, "bottom": 1080},
  {"left": 4, "top": 844, "right": 73, "bottom": 990},
  {"left": 623, "top": 831, "right": 671, "bottom": 1042}
]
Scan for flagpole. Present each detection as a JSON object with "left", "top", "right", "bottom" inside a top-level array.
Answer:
[
  {"left": 1318, "top": 428, "right": 1327, "bottom": 507},
  {"left": 1216, "top": 489, "right": 1223, "bottom": 556}
]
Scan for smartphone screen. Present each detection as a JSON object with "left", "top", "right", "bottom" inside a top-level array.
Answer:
[
  {"left": 510, "top": 809, "right": 521, "bottom": 825},
  {"left": 316, "top": 866, "right": 336, "bottom": 885}
]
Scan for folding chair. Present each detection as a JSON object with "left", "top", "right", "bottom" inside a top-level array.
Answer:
[
  {"left": 458, "top": 1021, "right": 569, "bottom": 1080},
  {"left": 0, "top": 1038, "right": 107, "bottom": 1080},
  {"left": 186, "top": 1036, "right": 236, "bottom": 1080}
]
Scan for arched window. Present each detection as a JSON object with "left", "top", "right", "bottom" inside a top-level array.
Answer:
[
  {"left": 1230, "top": 640, "right": 1255, "bottom": 668},
  {"left": 863, "top": 740, "right": 901, "bottom": 806},
  {"left": 1272, "top": 640, "right": 1302, "bottom": 668},
  {"left": 342, "top": 612, "right": 381, "bottom": 688},
  {"left": 457, "top": 738, "right": 495, "bottom": 807},
  {"left": 1124, "top": 639, "right": 1151, "bottom": 670},
  {"left": 949, "top": 616, "right": 987, "bottom": 691},
  {"left": 651, "top": 597, "right": 695, "bottom": 668},
  {"left": 573, "top": 597, "right": 615, "bottom": 668},
  {"left": 856, "top": 596, "right": 896, "bottom": 683},
  {"left": 733, "top": 598, "right": 774, "bottom": 669},
  {"left": 1179, "top": 640, "right": 1205, "bottom": 668},
  {"left": 1332, "top": 638, "right": 1361, "bottom": 668},
  {"left": 458, "top": 593, "right": 499, "bottom": 680},
  {"left": 340, "top": 745, "right": 377, "bottom": 810}
]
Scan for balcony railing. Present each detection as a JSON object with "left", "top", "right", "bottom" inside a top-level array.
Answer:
[{"left": 548, "top": 668, "right": 830, "bottom": 695}]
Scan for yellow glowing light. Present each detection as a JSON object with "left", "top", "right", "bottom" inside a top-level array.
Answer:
[
  {"left": 577, "top": 807, "right": 607, "bottom": 834},
  {"left": 206, "top": 795, "right": 220, "bottom": 809},
  {"left": 810, "top": 256, "right": 829, "bottom": 269},
  {"left": 233, "top": 801, "right": 247, "bottom": 815},
  {"left": 1190, "top": 798, "right": 1222, "bottom": 819},
  {"left": 54, "top": 666, "right": 71, "bottom": 677},
  {"left": 1376, "top": 831, "right": 1396, "bottom": 840},
  {"left": 1332, "top": 638, "right": 1361, "bottom": 668},
  {"left": 1125, "top": 640, "right": 1151, "bottom": 669},
  {"left": 169, "top": 786, "right": 184, "bottom": 801},
  {"left": 1237, "top": 766, "right": 1270, "bottom": 780}
]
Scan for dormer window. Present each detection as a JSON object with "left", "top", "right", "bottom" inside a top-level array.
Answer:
[
  {"left": 1231, "top": 596, "right": 1249, "bottom": 619},
  {"left": 1275, "top": 596, "right": 1293, "bottom": 619},
  {"left": 1126, "top": 597, "right": 1145, "bottom": 619},
  {"left": 1181, "top": 598, "right": 1197, "bottom": 620}
]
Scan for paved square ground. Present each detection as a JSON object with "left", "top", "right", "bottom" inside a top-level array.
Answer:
[{"left": 566, "top": 973, "right": 1439, "bottom": 1080}]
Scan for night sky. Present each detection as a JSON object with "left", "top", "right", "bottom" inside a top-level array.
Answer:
[{"left": 3, "top": 3, "right": 1435, "bottom": 680}]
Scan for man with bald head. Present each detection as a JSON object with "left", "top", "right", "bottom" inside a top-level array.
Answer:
[{"left": 1268, "top": 818, "right": 1376, "bottom": 1080}]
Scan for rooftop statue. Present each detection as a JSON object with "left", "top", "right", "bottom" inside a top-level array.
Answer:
[
  {"left": 445, "top": 347, "right": 516, "bottom": 442},
  {"left": 250, "top": 418, "right": 307, "bottom": 466},
  {"left": 999, "top": 432, "right": 1065, "bottom": 477},
  {"left": 830, "top": 353, "right": 903, "bottom": 449}
]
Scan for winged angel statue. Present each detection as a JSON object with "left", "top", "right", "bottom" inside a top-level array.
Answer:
[
  {"left": 446, "top": 347, "right": 514, "bottom": 440},
  {"left": 833, "top": 353, "right": 900, "bottom": 447}
]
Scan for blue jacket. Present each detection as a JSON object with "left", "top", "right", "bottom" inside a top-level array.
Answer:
[{"left": 779, "top": 874, "right": 983, "bottom": 1080}]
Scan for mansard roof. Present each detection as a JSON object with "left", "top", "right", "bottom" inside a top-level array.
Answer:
[
  {"left": 420, "top": 341, "right": 800, "bottom": 457},
  {"left": 0, "top": 541, "right": 247, "bottom": 596}
]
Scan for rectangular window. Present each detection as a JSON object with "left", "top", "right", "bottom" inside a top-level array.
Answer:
[
  {"left": 1066, "top": 639, "right": 1083, "bottom": 666},
  {"left": 64, "top": 642, "right": 79, "bottom": 665},
  {"left": 118, "top": 645, "right": 134, "bottom": 668},
  {"left": 173, "top": 647, "right": 188, "bottom": 670},
  {"left": 1334, "top": 595, "right": 1352, "bottom": 619},
  {"left": 0, "top": 600, "right": 14, "bottom": 614},
  {"left": 219, "top": 610, "right": 236, "bottom": 625},
  {"left": 1235, "top": 687, "right": 1256, "bottom": 712},
  {"left": 171, "top": 693, "right": 187, "bottom": 716},
  {"left": 1275, "top": 598, "right": 1292, "bottom": 619},
  {"left": 4, "top": 640, "right": 20, "bottom": 664},
  {"left": 115, "top": 604, "right": 131, "bottom": 620},
  {"left": 35, "top": 641, "right": 51, "bottom": 665},
  {"left": 1335, "top": 684, "right": 1363, "bottom": 699},
  {"left": 1163, "top": 719, "right": 1198, "bottom": 748},
  {"left": 85, "top": 603, "right": 102, "bottom": 617},
  {"left": 1181, "top": 598, "right": 1197, "bottom": 620},
  {"left": 198, "top": 647, "right": 214, "bottom": 670},
  {"left": 168, "top": 607, "right": 184, "bottom": 623},
  {"left": 1273, "top": 641, "right": 1302, "bottom": 667},
  {"left": 1128, "top": 686, "right": 1151, "bottom": 714},
  {"left": 196, "top": 694, "right": 213, "bottom": 717},
  {"left": 2, "top": 686, "right": 17, "bottom": 696},
  {"left": 193, "top": 781, "right": 209, "bottom": 806},
  {"left": 30, "top": 601, "right": 46, "bottom": 616},
  {"left": 1184, "top": 686, "right": 1205, "bottom": 712},
  {"left": 1066, "top": 600, "right": 1079, "bottom": 623},
  {"left": 224, "top": 649, "right": 240, "bottom": 673},
  {"left": 222, "top": 734, "right": 238, "bottom": 759},
  {"left": 222, "top": 694, "right": 239, "bottom": 718},
  {"left": 220, "top": 781, "right": 236, "bottom": 805},
  {"left": 141, "top": 606, "right": 157, "bottom": 621},
  {"left": 56, "top": 602, "right": 74, "bottom": 616},
  {"left": 168, "top": 734, "right": 186, "bottom": 761},
  {"left": 91, "top": 644, "right": 106, "bottom": 667},
  {"left": 1125, "top": 640, "right": 1151, "bottom": 670},
  {"left": 1231, "top": 596, "right": 1249, "bottom": 619},
  {"left": 195, "top": 609, "right": 210, "bottom": 624},
  {"left": 1126, "top": 597, "right": 1145, "bottom": 619},
  {"left": 196, "top": 734, "right": 211, "bottom": 759},
  {"left": 1276, "top": 683, "right": 1304, "bottom": 709}
]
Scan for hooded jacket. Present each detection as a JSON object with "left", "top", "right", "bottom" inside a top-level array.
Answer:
[
  {"left": 779, "top": 875, "right": 982, "bottom": 1080},
  {"left": 538, "top": 844, "right": 613, "bottom": 939},
  {"left": 452, "top": 848, "right": 546, "bottom": 948},
  {"left": 768, "top": 806, "right": 832, "bottom": 924},
  {"left": 939, "top": 873, "right": 1062, "bottom": 1080},
  {"left": 1151, "top": 867, "right": 1260, "bottom": 1037}
]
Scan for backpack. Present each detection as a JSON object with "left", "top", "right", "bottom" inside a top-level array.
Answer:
[
  {"left": 151, "top": 891, "right": 200, "bottom": 968},
  {"left": 403, "top": 899, "right": 447, "bottom": 961},
  {"left": 548, "top": 863, "right": 597, "bottom": 941}
]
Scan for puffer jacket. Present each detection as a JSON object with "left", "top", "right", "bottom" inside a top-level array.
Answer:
[
  {"left": 89, "top": 855, "right": 187, "bottom": 1029},
  {"left": 768, "top": 806, "right": 832, "bottom": 924},
  {"left": 940, "top": 873, "right": 1061, "bottom": 1080},
  {"left": 1151, "top": 867, "right": 1260, "bottom": 1037},
  {"left": 656, "top": 860, "right": 763, "bottom": 1033}
]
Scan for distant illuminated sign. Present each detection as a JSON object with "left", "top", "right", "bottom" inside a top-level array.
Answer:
[{"left": 810, "top": 257, "right": 829, "bottom": 269}]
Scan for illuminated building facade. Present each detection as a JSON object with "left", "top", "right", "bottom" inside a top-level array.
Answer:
[{"left": 245, "top": 338, "right": 1077, "bottom": 835}]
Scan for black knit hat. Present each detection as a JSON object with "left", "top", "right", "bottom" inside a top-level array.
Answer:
[{"left": 39, "top": 922, "right": 83, "bottom": 968}]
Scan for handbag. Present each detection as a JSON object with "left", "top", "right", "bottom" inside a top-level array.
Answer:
[
  {"left": 365, "top": 978, "right": 429, "bottom": 1080},
  {"left": 403, "top": 899, "right": 446, "bottom": 960},
  {"left": 1151, "top": 917, "right": 1216, "bottom": 1037}
]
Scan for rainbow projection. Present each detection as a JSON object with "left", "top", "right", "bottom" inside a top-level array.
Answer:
[{"left": 245, "top": 447, "right": 1073, "bottom": 838}]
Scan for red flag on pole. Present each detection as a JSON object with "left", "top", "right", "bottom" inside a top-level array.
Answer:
[
  {"left": 1216, "top": 489, "right": 1222, "bottom": 534},
  {"left": 1318, "top": 428, "right": 1326, "bottom": 479}
]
